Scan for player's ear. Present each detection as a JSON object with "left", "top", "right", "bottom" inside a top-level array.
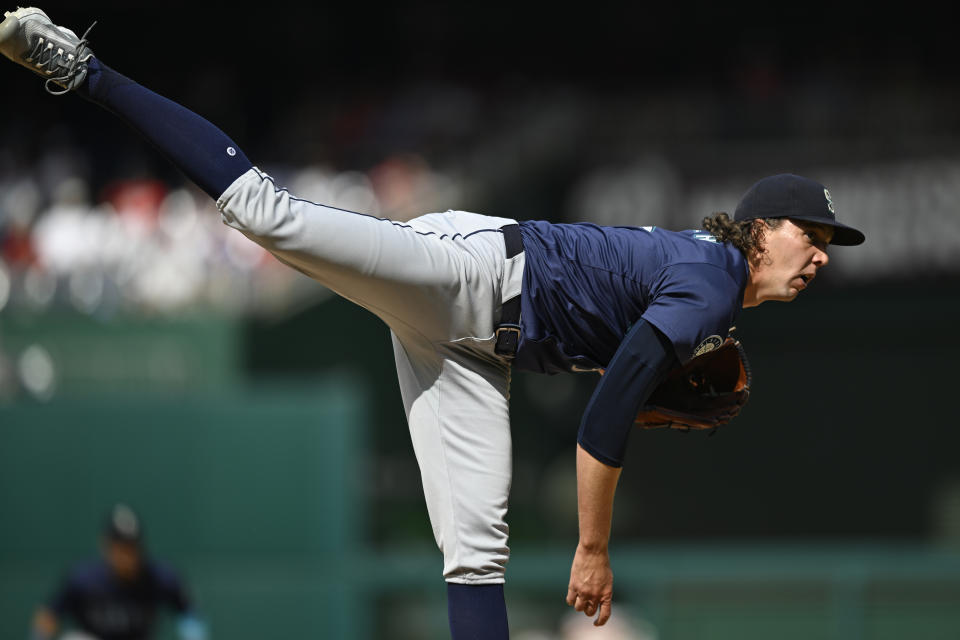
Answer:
[{"left": 747, "top": 219, "right": 769, "bottom": 266}]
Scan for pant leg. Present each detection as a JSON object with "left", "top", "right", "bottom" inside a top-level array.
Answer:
[
  {"left": 392, "top": 332, "right": 513, "bottom": 584},
  {"left": 220, "top": 167, "right": 525, "bottom": 583},
  {"left": 216, "top": 167, "right": 520, "bottom": 342}
]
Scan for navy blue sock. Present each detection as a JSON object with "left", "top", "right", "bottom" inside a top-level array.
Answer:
[
  {"left": 77, "top": 57, "right": 253, "bottom": 200},
  {"left": 447, "top": 583, "right": 509, "bottom": 640}
]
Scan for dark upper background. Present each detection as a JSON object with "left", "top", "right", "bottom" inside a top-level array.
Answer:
[{"left": 5, "top": 2, "right": 958, "bottom": 185}]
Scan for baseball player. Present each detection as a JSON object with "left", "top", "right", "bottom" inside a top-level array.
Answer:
[
  {"left": 1, "top": 8, "right": 865, "bottom": 639},
  {"left": 30, "top": 503, "right": 207, "bottom": 640}
]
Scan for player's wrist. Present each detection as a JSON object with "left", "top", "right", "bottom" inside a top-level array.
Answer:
[{"left": 576, "top": 539, "right": 609, "bottom": 554}]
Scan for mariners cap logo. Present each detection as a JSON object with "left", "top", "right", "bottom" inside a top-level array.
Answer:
[
  {"left": 693, "top": 335, "right": 723, "bottom": 357},
  {"left": 823, "top": 188, "right": 835, "bottom": 214}
]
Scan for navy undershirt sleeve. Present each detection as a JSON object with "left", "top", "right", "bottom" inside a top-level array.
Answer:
[
  {"left": 577, "top": 319, "right": 678, "bottom": 467},
  {"left": 78, "top": 58, "right": 253, "bottom": 200}
]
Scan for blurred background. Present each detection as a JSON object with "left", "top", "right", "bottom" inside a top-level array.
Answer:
[{"left": 2, "top": 1, "right": 959, "bottom": 638}]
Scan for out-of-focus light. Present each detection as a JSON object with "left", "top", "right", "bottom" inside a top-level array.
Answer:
[
  {"left": 332, "top": 171, "right": 380, "bottom": 215},
  {"left": 132, "top": 258, "right": 202, "bottom": 312},
  {"left": 290, "top": 166, "right": 336, "bottom": 204},
  {"left": 52, "top": 176, "right": 90, "bottom": 207},
  {"left": 560, "top": 609, "right": 659, "bottom": 640},
  {"left": 158, "top": 188, "right": 200, "bottom": 241},
  {"left": 0, "top": 259, "right": 10, "bottom": 312},
  {"left": 69, "top": 269, "right": 104, "bottom": 314},
  {"left": 23, "top": 266, "right": 56, "bottom": 309},
  {"left": 31, "top": 204, "right": 94, "bottom": 275},
  {"left": 17, "top": 344, "right": 56, "bottom": 401},
  {"left": 1, "top": 176, "right": 41, "bottom": 226},
  {"left": 224, "top": 231, "right": 266, "bottom": 271}
]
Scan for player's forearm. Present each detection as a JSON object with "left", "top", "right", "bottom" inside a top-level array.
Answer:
[
  {"left": 576, "top": 443, "right": 621, "bottom": 550},
  {"left": 577, "top": 319, "right": 676, "bottom": 467}
]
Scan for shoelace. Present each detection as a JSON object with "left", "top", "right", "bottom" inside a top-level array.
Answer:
[{"left": 29, "top": 20, "right": 97, "bottom": 96}]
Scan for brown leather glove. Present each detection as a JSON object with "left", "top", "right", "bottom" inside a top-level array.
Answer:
[{"left": 634, "top": 337, "right": 751, "bottom": 431}]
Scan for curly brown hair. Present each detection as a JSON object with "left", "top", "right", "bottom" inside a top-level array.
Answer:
[{"left": 701, "top": 212, "right": 783, "bottom": 263}]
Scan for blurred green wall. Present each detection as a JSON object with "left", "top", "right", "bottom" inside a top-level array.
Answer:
[{"left": 0, "top": 380, "right": 370, "bottom": 639}]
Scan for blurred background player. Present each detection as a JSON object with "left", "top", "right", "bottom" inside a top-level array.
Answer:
[{"left": 30, "top": 503, "right": 208, "bottom": 640}]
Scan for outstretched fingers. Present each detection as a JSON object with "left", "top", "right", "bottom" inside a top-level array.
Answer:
[{"left": 595, "top": 598, "right": 612, "bottom": 626}]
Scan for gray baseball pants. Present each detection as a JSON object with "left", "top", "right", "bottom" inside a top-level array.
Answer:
[{"left": 217, "top": 167, "right": 525, "bottom": 584}]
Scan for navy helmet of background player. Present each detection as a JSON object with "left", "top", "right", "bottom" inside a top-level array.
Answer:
[
  {"left": 30, "top": 503, "right": 207, "bottom": 640},
  {"left": 2, "top": 9, "right": 865, "bottom": 639}
]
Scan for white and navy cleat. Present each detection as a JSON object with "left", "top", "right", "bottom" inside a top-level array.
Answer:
[{"left": 0, "top": 6, "right": 95, "bottom": 94}]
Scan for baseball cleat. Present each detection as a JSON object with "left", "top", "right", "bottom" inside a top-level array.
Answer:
[{"left": 0, "top": 6, "right": 95, "bottom": 94}]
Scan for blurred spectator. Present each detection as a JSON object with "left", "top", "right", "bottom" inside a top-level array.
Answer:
[
  {"left": 30, "top": 503, "right": 207, "bottom": 640},
  {"left": 1, "top": 150, "right": 468, "bottom": 317}
]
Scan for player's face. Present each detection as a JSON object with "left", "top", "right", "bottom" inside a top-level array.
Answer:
[
  {"left": 104, "top": 540, "right": 142, "bottom": 581},
  {"left": 751, "top": 219, "right": 833, "bottom": 303}
]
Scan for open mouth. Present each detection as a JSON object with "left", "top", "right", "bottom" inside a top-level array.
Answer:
[{"left": 800, "top": 275, "right": 810, "bottom": 284}]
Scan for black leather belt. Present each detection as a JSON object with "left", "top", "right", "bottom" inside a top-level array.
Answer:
[{"left": 495, "top": 224, "right": 523, "bottom": 358}]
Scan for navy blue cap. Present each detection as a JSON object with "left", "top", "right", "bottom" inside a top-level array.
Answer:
[{"left": 733, "top": 174, "right": 865, "bottom": 246}]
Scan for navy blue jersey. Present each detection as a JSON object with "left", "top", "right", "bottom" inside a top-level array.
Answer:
[
  {"left": 48, "top": 558, "right": 190, "bottom": 640},
  {"left": 516, "top": 221, "right": 748, "bottom": 374}
]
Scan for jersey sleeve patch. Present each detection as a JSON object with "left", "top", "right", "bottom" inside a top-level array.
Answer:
[{"left": 693, "top": 334, "right": 724, "bottom": 356}]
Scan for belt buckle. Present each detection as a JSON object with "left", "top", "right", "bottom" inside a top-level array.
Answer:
[{"left": 494, "top": 325, "right": 521, "bottom": 357}]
